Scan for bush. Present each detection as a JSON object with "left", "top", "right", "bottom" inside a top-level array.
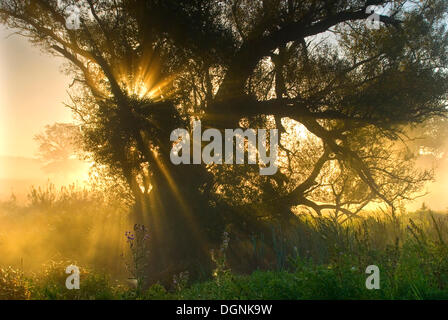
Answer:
[
  {"left": 0, "top": 266, "right": 31, "bottom": 300},
  {"left": 30, "top": 261, "right": 115, "bottom": 300}
]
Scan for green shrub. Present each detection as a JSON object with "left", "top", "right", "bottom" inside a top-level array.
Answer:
[
  {"left": 0, "top": 266, "right": 31, "bottom": 300},
  {"left": 30, "top": 261, "right": 115, "bottom": 300}
]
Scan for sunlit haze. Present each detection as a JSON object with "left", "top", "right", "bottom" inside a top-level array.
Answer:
[{"left": 0, "top": 25, "right": 89, "bottom": 200}]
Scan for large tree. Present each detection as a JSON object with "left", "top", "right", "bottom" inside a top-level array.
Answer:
[{"left": 2, "top": 0, "right": 448, "bottom": 281}]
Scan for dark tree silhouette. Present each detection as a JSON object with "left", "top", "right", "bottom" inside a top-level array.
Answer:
[{"left": 2, "top": 0, "right": 448, "bottom": 282}]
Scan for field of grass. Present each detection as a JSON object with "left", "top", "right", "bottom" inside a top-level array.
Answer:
[{"left": 0, "top": 184, "right": 447, "bottom": 300}]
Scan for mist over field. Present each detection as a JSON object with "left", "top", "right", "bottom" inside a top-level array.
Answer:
[{"left": 0, "top": 155, "right": 89, "bottom": 201}]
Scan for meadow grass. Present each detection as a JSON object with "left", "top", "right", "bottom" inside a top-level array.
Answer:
[{"left": 0, "top": 184, "right": 447, "bottom": 299}]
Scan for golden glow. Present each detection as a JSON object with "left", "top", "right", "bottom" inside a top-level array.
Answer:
[
  {"left": 0, "top": 182, "right": 130, "bottom": 273},
  {"left": 117, "top": 46, "right": 174, "bottom": 102},
  {"left": 129, "top": 81, "right": 150, "bottom": 98},
  {"left": 123, "top": 75, "right": 172, "bottom": 101},
  {"left": 140, "top": 133, "right": 208, "bottom": 255},
  {"left": 0, "top": 36, "right": 5, "bottom": 159}
]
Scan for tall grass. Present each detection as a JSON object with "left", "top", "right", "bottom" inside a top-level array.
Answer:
[
  {"left": 0, "top": 183, "right": 447, "bottom": 299},
  {"left": 0, "top": 183, "right": 130, "bottom": 279}
]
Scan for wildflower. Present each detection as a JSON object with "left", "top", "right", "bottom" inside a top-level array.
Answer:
[{"left": 125, "top": 231, "right": 135, "bottom": 241}]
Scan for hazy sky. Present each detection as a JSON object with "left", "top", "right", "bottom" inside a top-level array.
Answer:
[{"left": 0, "top": 25, "right": 73, "bottom": 158}]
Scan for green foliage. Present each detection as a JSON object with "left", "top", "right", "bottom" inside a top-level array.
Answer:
[
  {"left": 117, "top": 283, "right": 173, "bottom": 300},
  {"left": 179, "top": 210, "right": 448, "bottom": 300},
  {"left": 30, "top": 261, "right": 115, "bottom": 300},
  {"left": 0, "top": 204, "right": 447, "bottom": 300},
  {"left": 0, "top": 267, "right": 31, "bottom": 300}
]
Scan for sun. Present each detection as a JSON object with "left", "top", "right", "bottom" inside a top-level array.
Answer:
[
  {"left": 123, "top": 76, "right": 171, "bottom": 101},
  {"left": 118, "top": 51, "right": 173, "bottom": 102},
  {"left": 130, "top": 81, "right": 150, "bottom": 99}
]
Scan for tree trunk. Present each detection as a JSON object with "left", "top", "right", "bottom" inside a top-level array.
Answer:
[{"left": 129, "top": 140, "right": 225, "bottom": 286}]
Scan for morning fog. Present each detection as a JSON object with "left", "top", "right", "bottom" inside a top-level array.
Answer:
[{"left": 170, "top": 120, "right": 279, "bottom": 175}]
